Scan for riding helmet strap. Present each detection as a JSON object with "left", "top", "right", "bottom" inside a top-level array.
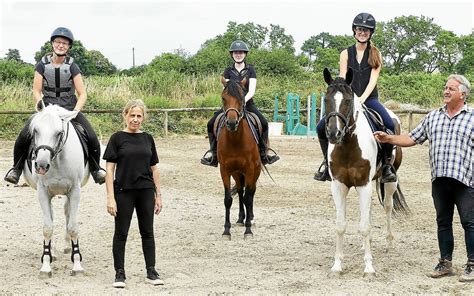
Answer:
[
  {"left": 41, "top": 240, "right": 53, "bottom": 263},
  {"left": 70, "top": 239, "right": 82, "bottom": 263}
]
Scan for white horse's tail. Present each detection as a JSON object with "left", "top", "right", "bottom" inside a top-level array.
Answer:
[{"left": 376, "top": 181, "right": 411, "bottom": 218}]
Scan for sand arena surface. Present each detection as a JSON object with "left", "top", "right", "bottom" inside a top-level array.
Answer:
[{"left": 0, "top": 136, "right": 473, "bottom": 294}]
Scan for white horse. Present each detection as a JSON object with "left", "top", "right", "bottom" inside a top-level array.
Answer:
[
  {"left": 23, "top": 104, "right": 89, "bottom": 277},
  {"left": 322, "top": 68, "right": 409, "bottom": 276}
]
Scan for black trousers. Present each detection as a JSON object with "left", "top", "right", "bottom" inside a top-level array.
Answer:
[
  {"left": 432, "top": 177, "right": 474, "bottom": 261},
  {"left": 12, "top": 112, "right": 101, "bottom": 171},
  {"left": 113, "top": 188, "right": 156, "bottom": 270},
  {"left": 207, "top": 100, "right": 269, "bottom": 144}
]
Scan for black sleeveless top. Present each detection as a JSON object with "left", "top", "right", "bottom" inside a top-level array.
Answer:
[{"left": 347, "top": 45, "right": 378, "bottom": 99}]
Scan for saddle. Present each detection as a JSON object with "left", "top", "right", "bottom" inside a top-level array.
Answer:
[
  {"left": 213, "top": 111, "right": 263, "bottom": 144},
  {"left": 26, "top": 121, "right": 89, "bottom": 173}
]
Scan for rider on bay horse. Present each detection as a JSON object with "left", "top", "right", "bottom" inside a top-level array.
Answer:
[{"left": 201, "top": 40, "right": 280, "bottom": 167}]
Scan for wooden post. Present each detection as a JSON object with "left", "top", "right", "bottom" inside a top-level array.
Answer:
[
  {"left": 164, "top": 111, "right": 168, "bottom": 136},
  {"left": 408, "top": 111, "right": 413, "bottom": 131}
]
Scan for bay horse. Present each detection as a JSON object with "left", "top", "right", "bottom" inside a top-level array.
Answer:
[
  {"left": 218, "top": 77, "right": 261, "bottom": 240},
  {"left": 322, "top": 68, "right": 409, "bottom": 276},
  {"left": 23, "top": 104, "right": 88, "bottom": 277}
]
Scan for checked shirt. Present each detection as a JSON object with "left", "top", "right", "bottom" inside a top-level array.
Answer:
[{"left": 409, "top": 104, "right": 473, "bottom": 187}]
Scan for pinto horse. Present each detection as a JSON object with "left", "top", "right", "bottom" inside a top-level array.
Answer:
[
  {"left": 217, "top": 77, "right": 261, "bottom": 240},
  {"left": 23, "top": 104, "right": 89, "bottom": 277},
  {"left": 322, "top": 68, "right": 409, "bottom": 276}
]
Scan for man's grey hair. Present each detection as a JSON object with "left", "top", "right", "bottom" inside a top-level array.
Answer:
[{"left": 448, "top": 74, "right": 471, "bottom": 99}]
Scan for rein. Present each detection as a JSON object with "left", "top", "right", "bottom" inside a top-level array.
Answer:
[
  {"left": 32, "top": 120, "right": 70, "bottom": 161},
  {"left": 223, "top": 82, "right": 246, "bottom": 127}
]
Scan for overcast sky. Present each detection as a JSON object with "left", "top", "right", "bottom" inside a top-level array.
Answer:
[{"left": 1, "top": 0, "right": 472, "bottom": 69}]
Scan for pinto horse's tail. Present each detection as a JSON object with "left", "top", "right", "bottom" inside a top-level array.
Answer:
[{"left": 376, "top": 181, "right": 411, "bottom": 218}]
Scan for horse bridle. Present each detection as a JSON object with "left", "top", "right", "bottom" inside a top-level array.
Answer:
[
  {"left": 324, "top": 83, "right": 359, "bottom": 141},
  {"left": 222, "top": 83, "right": 245, "bottom": 127},
  {"left": 32, "top": 120, "right": 70, "bottom": 161}
]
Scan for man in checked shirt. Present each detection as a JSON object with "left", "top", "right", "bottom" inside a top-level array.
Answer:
[{"left": 374, "top": 74, "right": 473, "bottom": 282}]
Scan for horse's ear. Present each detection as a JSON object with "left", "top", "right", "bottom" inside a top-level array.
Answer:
[
  {"left": 345, "top": 68, "right": 353, "bottom": 85},
  {"left": 220, "top": 76, "right": 228, "bottom": 87},
  {"left": 36, "top": 100, "right": 45, "bottom": 112},
  {"left": 240, "top": 77, "right": 248, "bottom": 88},
  {"left": 323, "top": 68, "right": 333, "bottom": 85},
  {"left": 59, "top": 110, "right": 79, "bottom": 123}
]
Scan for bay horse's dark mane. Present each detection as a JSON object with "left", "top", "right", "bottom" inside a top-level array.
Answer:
[{"left": 224, "top": 80, "right": 245, "bottom": 103}]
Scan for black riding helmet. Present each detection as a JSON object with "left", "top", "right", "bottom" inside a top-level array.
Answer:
[
  {"left": 229, "top": 40, "right": 249, "bottom": 53},
  {"left": 50, "top": 27, "right": 74, "bottom": 47},
  {"left": 352, "top": 13, "right": 375, "bottom": 43}
]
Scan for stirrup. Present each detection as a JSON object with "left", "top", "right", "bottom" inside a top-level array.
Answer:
[
  {"left": 91, "top": 168, "right": 106, "bottom": 185},
  {"left": 314, "top": 161, "right": 331, "bottom": 181},
  {"left": 261, "top": 147, "right": 280, "bottom": 165},
  {"left": 4, "top": 168, "right": 21, "bottom": 184},
  {"left": 200, "top": 150, "right": 218, "bottom": 167}
]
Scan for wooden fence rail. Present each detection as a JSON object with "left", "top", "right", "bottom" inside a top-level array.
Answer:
[{"left": 0, "top": 107, "right": 431, "bottom": 135}]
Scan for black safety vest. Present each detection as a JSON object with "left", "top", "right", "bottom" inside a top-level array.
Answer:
[{"left": 41, "top": 55, "right": 76, "bottom": 98}]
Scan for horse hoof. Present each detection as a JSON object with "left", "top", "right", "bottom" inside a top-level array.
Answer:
[
  {"left": 244, "top": 233, "right": 253, "bottom": 240},
  {"left": 70, "top": 270, "right": 85, "bottom": 276},
  {"left": 39, "top": 271, "right": 52, "bottom": 279},
  {"left": 222, "top": 234, "right": 231, "bottom": 241},
  {"left": 235, "top": 222, "right": 244, "bottom": 227}
]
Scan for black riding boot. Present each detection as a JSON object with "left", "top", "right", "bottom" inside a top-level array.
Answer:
[
  {"left": 314, "top": 138, "right": 331, "bottom": 181},
  {"left": 4, "top": 128, "right": 30, "bottom": 184},
  {"left": 381, "top": 143, "right": 397, "bottom": 183},
  {"left": 259, "top": 131, "right": 279, "bottom": 165},
  {"left": 4, "top": 155, "right": 25, "bottom": 184},
  {"left": 200, "top": 132, "right": 218, "bottom": 167},
  {"left": 89, "top": 147, "right": 106, "bottom": 184}
]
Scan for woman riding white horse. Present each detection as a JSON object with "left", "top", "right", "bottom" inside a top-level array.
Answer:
[{"left": 23, "top": 103, "right": 89, "bottom": 277}]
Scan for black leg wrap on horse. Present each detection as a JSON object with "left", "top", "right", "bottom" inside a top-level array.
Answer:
[
  {"left": 70, "top": 240, "right": 82, "bottom": 263},
  {"left": 41, "top": 240, "right": 53, "bottom": 264}
]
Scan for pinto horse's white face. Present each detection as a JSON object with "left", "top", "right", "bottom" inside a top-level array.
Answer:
[
  {"left": 323, "top": 68, "right": 355, "bottom": 145},
  {"left": 29, "top": 105, "right": 78, "bottom": 175}
]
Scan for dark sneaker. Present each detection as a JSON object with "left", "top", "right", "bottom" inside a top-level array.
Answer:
[
  {"left": 91, "top": 169, "right": 106, "bottom": 184},
  {"left": 427, "top": 259, "right": 453, "bottom": 278},
  {"left": 113, "top": 269, "right": 126, "bottom": 288},
  {"left": 459, "top": 261, "right": 474, "bottom": 282},
  {"left": 146, "top": 267, "right": 164, "bottom": 285},
  {"left": 381, "top": 165, "right": 397, "bottom": 183},
  {"left": 4, "top": 168, "right": 21, "bottom": 184}
]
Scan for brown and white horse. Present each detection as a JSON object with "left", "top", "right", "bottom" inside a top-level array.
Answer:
[{"left": 322, "top": 68, "right": 409, "bottom": 276}]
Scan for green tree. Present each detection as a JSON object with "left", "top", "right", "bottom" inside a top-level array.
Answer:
[
  {"left": 149, "top": 53, "right": 187, "bottom": 72},
  {"left": 455, "top": 33, "right": 474, "bottom": 75},
  {"left": 267, "top": 24, "right": 295, "bottom": 53},
  {"left": 375, "top": 15, "right": 442, "bottom": 74},
  {"left": 5, "top": 49, "right": 22, "bottom": 62},
  {"left": 85, "top": 50, "right": 117, "bottom": 75}
]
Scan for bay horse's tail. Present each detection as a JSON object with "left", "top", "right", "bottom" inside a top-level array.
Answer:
[{"left": 376, "top": 181, "right": 411, "bottom": 218}]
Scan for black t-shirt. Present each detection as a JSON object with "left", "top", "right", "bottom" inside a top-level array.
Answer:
[
  {"left": 223, "top": 63, "right": 257, "bottom": 100},
  {"left": 103, "top": 131, "right": 159, "bottom": 191}
]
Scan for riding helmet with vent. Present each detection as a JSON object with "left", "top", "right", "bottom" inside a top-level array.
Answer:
[{"left": 50, "top": 27, "right": 74, "bottom": 46}]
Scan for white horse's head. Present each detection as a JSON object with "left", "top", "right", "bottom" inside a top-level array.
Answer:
[
  {"left": 29, "top": 105, "right": 78, "bottom": 175},
  {"left": 323, "top": 68, "right": 356, "bottom": 145}
]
